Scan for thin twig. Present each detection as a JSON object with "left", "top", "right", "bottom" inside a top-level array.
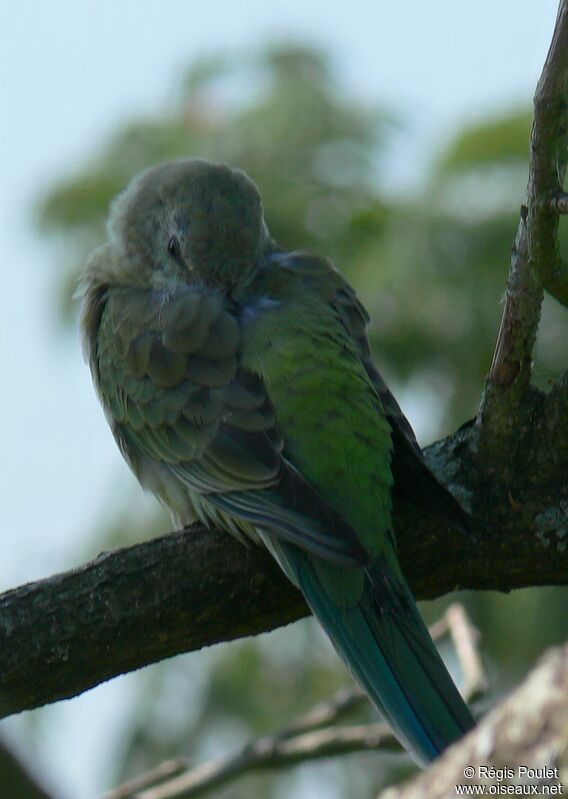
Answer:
[
  {"left": 105, "top": 604, "right": 487, "bottom": 799},
  {"left": 486, "top": 211, "right": 541, "bottom": 391},
  {"left": 103, "top": 688, "right": 369, "bottom": 799},
  {"left": 444, "top": 603, "right": 488, "bottom": 701},
  {"left": 104, "top": 761, "right": 189, "bottom": 799},
  {"left": 475, "top": 1, "right": 568, "bottom": 456},
  {"left": 135, "top": 725, "right": 398, "bottom": 799},
  {"left": 274, "top": 685, "right": 366, "bottom": 739},
  {"left": 485, "top": 0, "right": 568, "bottom": 394}
]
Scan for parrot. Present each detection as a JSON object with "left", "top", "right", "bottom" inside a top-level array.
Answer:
[{"left": 80, "top": 158, "right": 476, "bottom": 765}]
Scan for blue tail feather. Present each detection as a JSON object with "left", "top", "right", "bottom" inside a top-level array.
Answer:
[{"left": 266, "top": 537, "right": 475, "bottom": 765}]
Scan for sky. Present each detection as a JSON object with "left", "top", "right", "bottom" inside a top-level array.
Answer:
[{"left": 0, "top": 1, "right": 560, "bottom": 796}]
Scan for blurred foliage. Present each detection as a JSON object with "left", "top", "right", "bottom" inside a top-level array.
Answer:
[
  {"left": 438, "top": 108, "right": 532, "bottom": 171},
  {"left": 37, "top": 42, "right": 568, "bottom": 798}
]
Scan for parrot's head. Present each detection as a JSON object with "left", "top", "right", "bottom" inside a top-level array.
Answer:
[{"left": 96, "top": 159, "right": 268, "bottom": 294}]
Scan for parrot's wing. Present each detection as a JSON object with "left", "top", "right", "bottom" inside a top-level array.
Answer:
[
  {"left": 94, "top": 283, "right": 369, "bottom": 568},
  {"left": 271, "top": 251, "right": 472, "bottom": 534},
  {"left": 332, "top": 267, "right": 473, "bottom": 534}
]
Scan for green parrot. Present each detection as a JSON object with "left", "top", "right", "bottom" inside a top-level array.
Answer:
[{"left": 80, "top": 158, "right": 475, "bottom": 765}]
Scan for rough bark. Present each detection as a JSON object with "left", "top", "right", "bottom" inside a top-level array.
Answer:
[
  {"left": 1, "top": 409, "right": 567, "bottom": 720},
  {"left": 378, "top": 643, "right": 568, "bottom": 799},
  {"left": 527, "top": 0, "right": 568, "bottom": 308}
]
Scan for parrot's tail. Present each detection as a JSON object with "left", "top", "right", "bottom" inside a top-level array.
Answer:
[{"left": 265, "top": 537, "right": 475, "bottom": 765}]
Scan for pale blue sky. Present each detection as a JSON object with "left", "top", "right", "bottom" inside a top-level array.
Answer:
[{"left": 0, "top": 1, "right": 560, "bottom": 796}]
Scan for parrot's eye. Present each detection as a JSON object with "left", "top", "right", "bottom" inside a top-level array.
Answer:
[{"left": 167, "top": 235, "right": 182, "bottom": 262}]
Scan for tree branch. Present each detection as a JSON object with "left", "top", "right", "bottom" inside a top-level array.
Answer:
[
  {"left": 101, "top": 688, "right": 374, "bottom": 799},
  {"left": 486, "top": 210, "right": 541, "bottom": 394},
  {"left": 476, "top": 1, "right": 568, "bottom": 468},
  {"left": 527, "top": 0, "right": 568, "bottom": 308},
  {"left": 428, "top": 604, "right": 487, "bottom": 702},
  {"left": 378, "top": 642, "right": 568, "bottom": 799},
  {"left": 104, "top": 604, "right": 486, "bottom": 799},
  {"left": 1, "top": 404, "right": 567, "bottom": 721},
  {"left": 476, "top": 0, "right": 568, "bottom": 466},
  {"left": 132, "top": 725, "right": 397, "bottom": 799}
]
